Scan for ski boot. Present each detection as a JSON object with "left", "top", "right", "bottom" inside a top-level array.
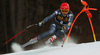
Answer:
[
  {"left": 21, "top": 37, "right": 38, "bottom": 48},
  {"left": 45, "top": 35, "right": 57, "bottom": 45}
]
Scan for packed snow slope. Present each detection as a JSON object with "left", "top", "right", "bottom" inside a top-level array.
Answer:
[{"left": 2, "top": 41, "right": 100, "bottom": 55}]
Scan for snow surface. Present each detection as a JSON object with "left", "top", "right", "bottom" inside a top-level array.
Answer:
[
  {"left": 11, "top": 43, "right": 24, "bottom": 52},
  {"left": 2, "top": 41, "right": 100, "bottom": 55}
]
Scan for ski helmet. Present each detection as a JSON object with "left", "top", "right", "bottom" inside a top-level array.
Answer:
[{"left": 60, "top": 2, "right": 70, "bottom": 13}]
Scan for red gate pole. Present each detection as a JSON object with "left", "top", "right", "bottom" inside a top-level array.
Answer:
[{"left": 88, "top": 17, "right": 96, "bottom": 42}]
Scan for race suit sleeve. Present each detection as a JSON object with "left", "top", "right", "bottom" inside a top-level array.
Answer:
[
  {"left": 64, "top": 11, "right": 74, "bottom": 28},
  {"left": 42, "top": 11, "right": 57, "bottom": 23}
]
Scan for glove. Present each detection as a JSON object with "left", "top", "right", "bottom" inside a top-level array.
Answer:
[
  {"left": 38, "top": 21, "right": 44, "bottom": 26},
  {"left": 61, "top": 26, "right": 66, "bottom": 32}
]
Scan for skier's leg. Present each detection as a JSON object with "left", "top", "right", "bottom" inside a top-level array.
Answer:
[
  {"left": 37, "top": 23, "right": 56, "bottom": 41},
  {"left": 21, "top": 37, "right": 38, "bottom": 48},
  {"left": 45, "top": 24, "right": 68, "bottom": 44},
  {"left": 21, "top": 29, "right": 55, "bottom": 48},
  {"left": 45, "top": 35, "right": 57, "bottom": 44},
  {"left": 21, "top": 23, "right": 56, "bottom": 48},
  {"left": 55, "top": 28, "right": 69, "bottom": 37},
  {"left": 45, "top": 29, "right": 69, "bottom": 45}
]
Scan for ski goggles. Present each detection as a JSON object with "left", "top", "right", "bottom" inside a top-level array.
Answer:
[{"left": 61, "top": 9, "right": 69, "bottom": 13}]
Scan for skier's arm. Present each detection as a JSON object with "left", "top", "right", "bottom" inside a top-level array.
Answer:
[
  {"left": 38, "top": 11, "right": 58, "bottom": 26},
  {"left": 38, "top": 11, "right": 57, "bottom": 26},
  {"left": 64, "top": 11, "right": 74, "bottom": 28},
  {"left": 61, "top": 12, "right": 74, "bottom": 32},
  {"left": 68, "top": 13, "right": 74, "bottom": 27},
  {"left": 42, "top": 11, "right": 57, "bottom": 23}
]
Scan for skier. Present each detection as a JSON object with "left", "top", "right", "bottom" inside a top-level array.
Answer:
[{"left": 21, "top": 2, "right": 74, "bottom": 48}]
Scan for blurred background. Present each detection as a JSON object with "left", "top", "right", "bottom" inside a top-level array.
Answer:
[{"left": 0, "top": 0, "right": 100, "bottom": 54}]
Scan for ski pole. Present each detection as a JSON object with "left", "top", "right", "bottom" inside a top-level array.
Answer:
[
  {"left": 61, "top": 28, "right": 67, "bottom": 47},
  {"left": 88, "top": 17, "right": 96, "bottom": 42},
  {"left": 61, "top": 32, "right": 66, "bottom": 47},
  {"left": 3, "top": 24, "right": 38, "bottom": 45}
]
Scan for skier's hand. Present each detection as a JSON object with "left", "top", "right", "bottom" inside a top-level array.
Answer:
[
  {"left": 61, "top": 26, "right": 66, "bottom": 32},
  {"left": 38, "top": 21, "right": 44, "bottom": 26}
]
